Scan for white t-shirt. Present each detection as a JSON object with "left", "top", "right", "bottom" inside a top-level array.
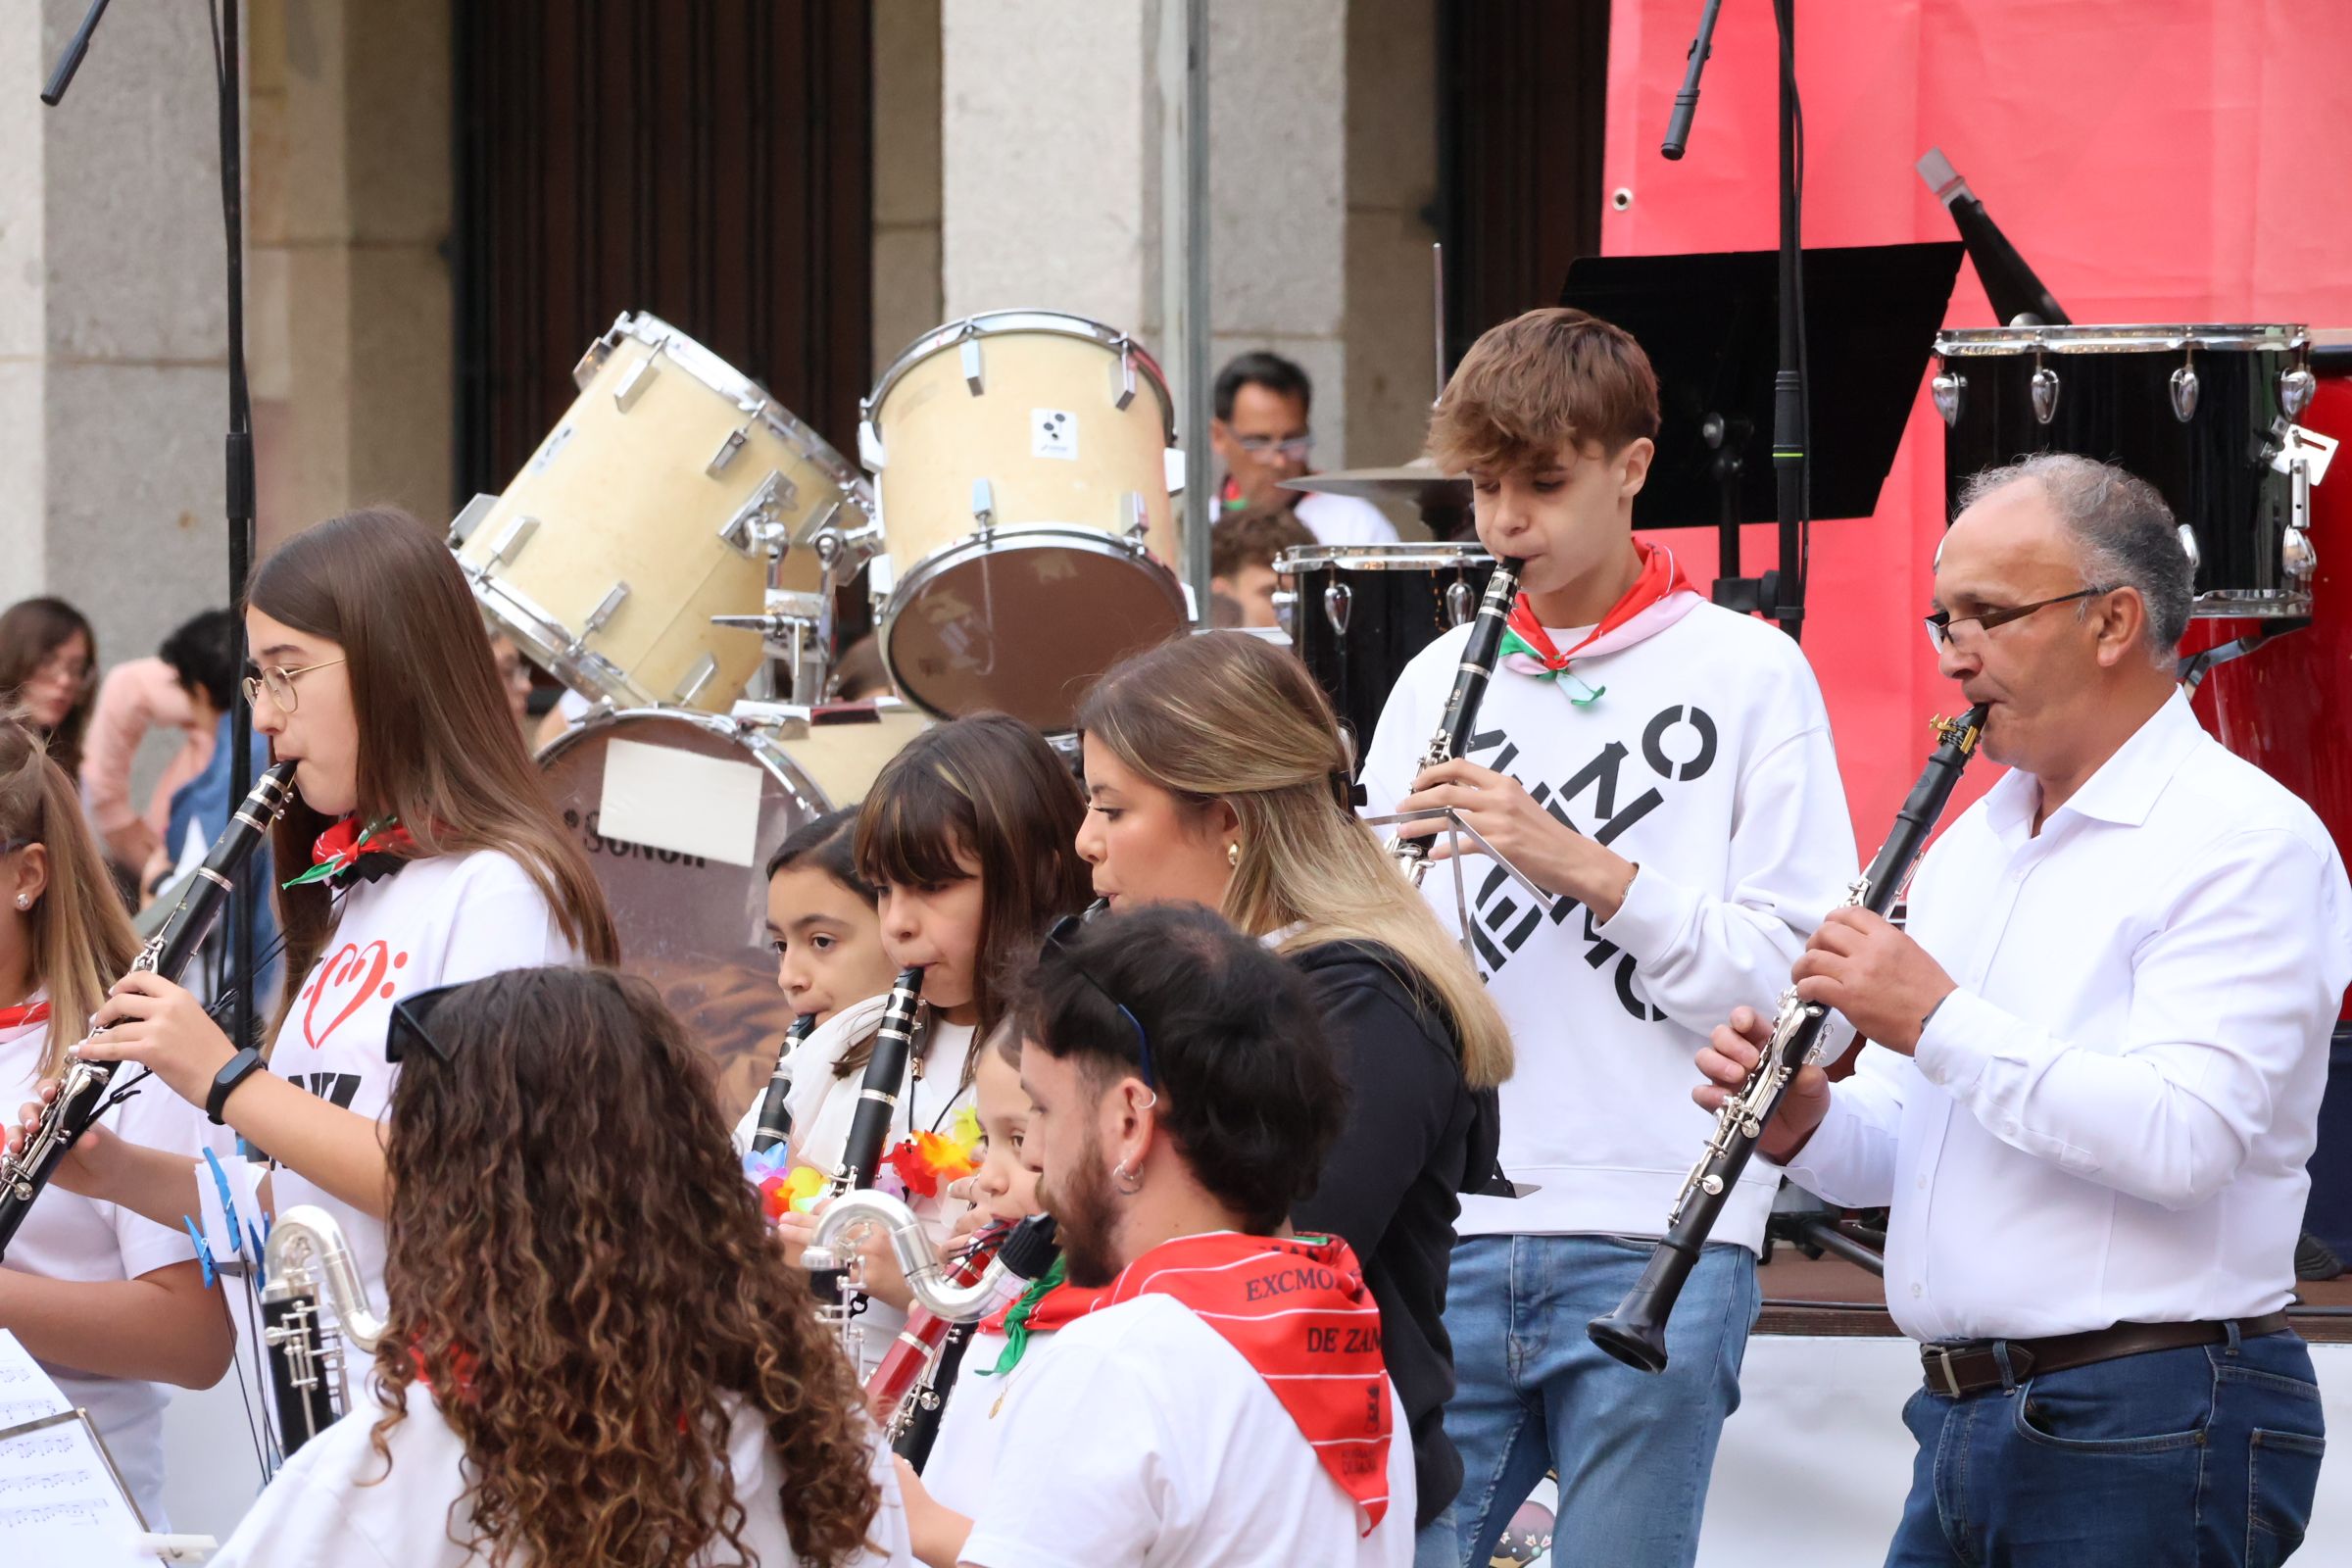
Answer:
[
  {"left": 1294, "top": 491, "right": 1401, "bottom": 547},
  {"left": 208, "top": 1380, "right": 914, "bottom": 1567},
  {"left": 959, "top": 1294, "right": 1413, "bottom": 1568},
  {"left": 732, "top": 1004, "right": 977, "bottom": 1378},
  {"left": 251, "top": 851, "right": 581, "bottom": 1303},
  {"left": 2, "top": 1011, "right": 207, "bottom": 1527},
  {"left": 919, "top": 1324, "right": 1052, "bottom": 1518}
]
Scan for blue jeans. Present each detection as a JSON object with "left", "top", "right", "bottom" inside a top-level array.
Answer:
[
  {"left": 1888, "top": 1328, "right": 2328, "bottom": 1567},
  {"left": 1414, "top": 1233, "right": 1759, "bottom": 1568}
]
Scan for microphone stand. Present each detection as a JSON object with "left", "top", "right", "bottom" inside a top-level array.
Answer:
[
  {"left": 44, "top": 0, "right": 263, "bottom": 1049},
  {"left": 1660, "top": 0, "right": 1811, "bottom": 642}
]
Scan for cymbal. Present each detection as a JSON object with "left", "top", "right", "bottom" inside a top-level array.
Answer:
[{"left": 1280, "top": 466, "right": 1472, "bottom": 512}]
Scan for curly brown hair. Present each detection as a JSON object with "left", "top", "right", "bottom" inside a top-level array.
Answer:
[{"left": 373, "top": 966, "right": 881, "bottom": 1567}]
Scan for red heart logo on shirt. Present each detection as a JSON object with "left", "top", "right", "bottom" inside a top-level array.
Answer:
[{"left": 300, "top": 941, "right": 409, "bottom": 1052}]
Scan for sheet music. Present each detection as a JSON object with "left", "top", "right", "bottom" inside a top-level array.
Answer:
[{"left": 0, "top": 1333, "right": 160, "bottom": 1565}]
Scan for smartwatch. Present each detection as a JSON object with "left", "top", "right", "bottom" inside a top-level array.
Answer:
[{"left": 207, "top": 1047, "right": 267, "bottom": 1125}]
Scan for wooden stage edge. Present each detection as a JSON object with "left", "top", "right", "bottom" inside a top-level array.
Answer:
[{"left": 1754, "top": 1253, "right": 2352, "bottom": 1344}]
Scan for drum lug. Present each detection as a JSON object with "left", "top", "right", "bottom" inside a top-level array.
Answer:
[
  {"left": 446, "top": 491, "right": 501, "bottom": 548},
  {"left": 1163, "top": 447, "right": 1187, "bottom": 495},
  {"left": 2170, "top": 361, "right": 2200, "bottom": 422},
  {"left": 971, "top": 478, "right": 996, "bottom": 529},
  {"left": 1446, "top": 578, "right": 1475, "bottom": 627},
  {"left": 670, "top": 654, "right": 721, "bottom": 708},
  {"left": 1270, "top": 588, "right": 1297, "bottom": 638},
  {"left": 2280, "top": 365, "right": 2318, "bottom": 418},
  {"left": 2176, "top": 524, "right": 2201, "bottom": 572},
  {"left": 708, "top": 424, "right": 751, "bottom": 477},
  {"left": 961, "top": 339, "right": 985, "bottom": 396},
  {"left": 487, "top": 514, "right": 540, "bottom": 566},
  {"left": 720, "top": 470, "right": 800, "bottom": 557},
  {"left": 858, "top": 416, "right": 887, "bottom": 472},
  {"left": 1324, "top": 581, "right": 1352, "bottom": 636},
  {"left": 1931, "top": 367, "right": 1965, "bottom": 426},
  {"left": 612, "top": 355, "right": 660, "bottom": 413},
  {"left": 1110, "top": 340, "right": 1139, "bottom": 411},
  {"left": 585, "top": 581, "right": 631, "bottom": 636},
  {"left": 2030, "top": 362, "right": 2060, "bottom": 425},
  {"left": 1122, "top": 491, "right": 1149, "bottom": 540},
  {"left": 2283, "top": 525, "right": 2317, "bottom": 585}
]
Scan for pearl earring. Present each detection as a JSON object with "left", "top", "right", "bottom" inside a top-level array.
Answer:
[
  {"left": 13, "top": 897, "right": 26, "bottom": 910},
  {"left": 1226, "top": 841, "right": 1241, "bottom": 869}
]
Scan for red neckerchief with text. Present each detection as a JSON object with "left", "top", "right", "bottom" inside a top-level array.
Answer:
[
  {"left": 1071, "top": 1231, "right": 1394, "bottom": 1533},
  {"left": 1501, "top": 538, "right": 1693, "bottom": 674}
]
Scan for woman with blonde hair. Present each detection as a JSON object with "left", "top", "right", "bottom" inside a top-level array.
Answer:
[
  {"left": 0, "top": 718, "right": 232, "bottom": 1526},
  {"left": 1071, "top": 629, "right": 1512, "bottom": 1532}
]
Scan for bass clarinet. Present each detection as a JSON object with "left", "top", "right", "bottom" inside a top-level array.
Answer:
[
  {"left": 1385, "top": 558, "right": 1524, "bottom": 885},
  {"left": 1588, "top": 706, "right": 1989, "bottom": 1373},
  {"left": 260, "top": 1204, "right": 386, "bottom": 1457},
  {"left": 0, "top": 760, "right": 297, "bottom": 1259}
]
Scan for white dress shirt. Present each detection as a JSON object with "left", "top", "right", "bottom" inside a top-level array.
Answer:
[
  {"left": 1294, "top": 490, "right": 1400, "bottom": 546},
  {"left": 1785, "top": 691, "right": 2352, "bottom": 1343}
]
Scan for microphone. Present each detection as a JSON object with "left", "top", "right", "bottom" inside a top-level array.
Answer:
[{"left": 1916, "top": 148, "right": 2070, "bottom": 328}]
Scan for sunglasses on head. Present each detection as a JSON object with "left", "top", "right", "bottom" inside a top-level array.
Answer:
[
  {"left": 385, "top": 981, "right": 467, "bottom": 1064},
  {"left": 1039, "top": 913, "right": 1154, "bottom": 1090}
]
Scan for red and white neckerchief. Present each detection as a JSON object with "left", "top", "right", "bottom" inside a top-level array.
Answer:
[
  {"left": 0, "top": 995, "right": 51, "bottom": 1043},
  {"left": 1082, "top": 1230, "right": 1395, "bottom": 1534},
  {"left": 1499, "top": 540, "right": 1700, "bottom": 696}
]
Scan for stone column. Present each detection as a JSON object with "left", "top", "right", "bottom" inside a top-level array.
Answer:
[{"left": 0, "top": 1, "right": 232, "bottom": 662}]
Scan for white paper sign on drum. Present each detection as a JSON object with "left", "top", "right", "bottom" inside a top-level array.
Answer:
[{"left": 598, "top": 739, "right": 765, "bottom": 867}]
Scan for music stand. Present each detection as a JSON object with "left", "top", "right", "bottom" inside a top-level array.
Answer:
[{"left": 1560, "top": 242, "right": 1962, "bottom": 618}]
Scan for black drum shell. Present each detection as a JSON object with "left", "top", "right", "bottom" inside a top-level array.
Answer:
[{"left": 1277, "top": 544, "right": 1497, "bottom": 760}]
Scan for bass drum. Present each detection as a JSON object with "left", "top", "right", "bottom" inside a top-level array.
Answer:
[{"left": 537, "top": 704, "right": 928, "bottom": 1115}]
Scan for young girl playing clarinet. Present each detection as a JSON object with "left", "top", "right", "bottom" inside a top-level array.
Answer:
[
  {"left": 9, "top": 508, "right": 617, "bottom": 1316},
  {"left": 0, "top": 719, "right": 231, "bottom": 1527},
  {"left": 209, "top": 966, "right": 910, "bottom": 1568},
  {"left": 763, "top": 716, "right": 1089, "bottom": 1371}
]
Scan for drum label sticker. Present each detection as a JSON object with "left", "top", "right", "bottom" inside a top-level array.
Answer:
[
  {"left": 1032, "top": 409, "right": 1079, "bottom": 461},
  {"left": 599, "top": 738, "right": 765, "bottom": 867},
  {"left": 529, "top": 421, "right": 577, "bottom": 472}
]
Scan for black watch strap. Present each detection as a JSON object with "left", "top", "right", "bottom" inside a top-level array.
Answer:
[{"left": 207, "top": 1047, "right": 266, "bottom": 1125}]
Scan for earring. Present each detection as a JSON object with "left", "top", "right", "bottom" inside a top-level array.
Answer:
[
  {"left": 1112, "top": 1160, "right": 1142, "bottom": 1195},
  {"left": 12, "top": 897, "right": 25, "bottom": 910},
  {"left": 1226, "top": 841, "right": 1241, "bottom": 869}
]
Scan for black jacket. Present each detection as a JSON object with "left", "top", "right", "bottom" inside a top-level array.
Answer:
[{"left": 1289, "top": 940, "right": 1502, "bottom": 1531}]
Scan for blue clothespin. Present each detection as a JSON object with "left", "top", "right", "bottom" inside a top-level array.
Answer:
[
  {"left": 201, "top": 1147, "right": 248, "bottom": 1268},
  {"left": 180, "top": 1216, "right": 218, "bottom": 1289}
]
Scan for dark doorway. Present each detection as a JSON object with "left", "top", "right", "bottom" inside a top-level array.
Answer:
[
  {"left": 1439, "top": 0, "right": 1612, "bottom": 366},
  {"left": 452, "top": 2, "right": 874, "bottom": 506}
]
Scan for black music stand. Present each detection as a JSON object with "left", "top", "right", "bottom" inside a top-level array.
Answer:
[{"left": 1560, "top": 242, "right": 1961, "bottom": 619}]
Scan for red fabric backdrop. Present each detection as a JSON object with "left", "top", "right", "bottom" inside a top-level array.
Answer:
[{"left": 1601, "top": 0, "right": 2352, "bottom": 844}]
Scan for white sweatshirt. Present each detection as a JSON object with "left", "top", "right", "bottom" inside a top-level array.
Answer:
[{"left": 1359, "top": 599, "right": 1857, "bottom": 1250}]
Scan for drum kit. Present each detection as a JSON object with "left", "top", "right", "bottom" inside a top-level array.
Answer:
[{"left": 452, "top": 307, "right": 1201, "bottom": 1104}]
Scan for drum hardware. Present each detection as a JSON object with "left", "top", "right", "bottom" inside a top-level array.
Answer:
[
  {"left": 1270, "top": 588, "right": 1297, "bottom": 636},
  {"left": 1323, "top": 581, "right": 1351, "bottom": 635},
  {"left": 486, "top": 513, "right": 538, "bottom": 564},
  {"left": 585, "top": 582, "right": 630, "bottom": 634},
  {"left": 718, "top": 470, "right": 798, "bottom": 555},
  {"left": 2177, "top": 617, "right": 2309, "bottom": 694},
  {"left": 712, "top": 589, "right": 834, "bottom": 706},
  {"left": 1445, "top": 578, "right": 1475, "bottom": 625},
  {"left": 1931, "top": 368, "right": 1965, "bottom": 425},
  {"left": 2270, "top": 421, "right": 2336, "bottom": 599},
  {"left": 2281, "top": 362, "right": 2318, "bottom": 417},
  {"left": 2030, "top": 352, "right": 2060, "bottom": 424},
  {"left": 1276, "top": 542, "right": 1498, "bottom": 756},
  {"left": 671, "top": 653, "right": 721, "bottom": 707},
  {"left": 2177, "top": 525, "right": 2201, "bottom": 570},
  {"left": 2171, "top": 350, "right": 2201, "bottom": 421}
]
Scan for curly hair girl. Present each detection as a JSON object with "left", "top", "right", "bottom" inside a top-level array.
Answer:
[{"left": 369, "top": 966, "right": 886, "bottom": 1567}]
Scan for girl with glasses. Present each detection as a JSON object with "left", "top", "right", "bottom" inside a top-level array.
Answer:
[
  {"left": 0, "top": 596, "right": 101, "bottom": 779},
  {"left": 8, "top": 508, "right": 618, "bottom": 1336},
  {"left": 0, "top": 719, "right": 232, "bottom": 1528},
  {"left": 1069, "top": 629, "right": 1514, "bottom": 1532},
  {"left": 208, "top": 966, "right": 911, "bottom": 1568}
]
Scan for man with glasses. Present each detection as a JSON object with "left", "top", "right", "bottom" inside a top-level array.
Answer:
[
  {"left": 1695, "top": 452, "right": 2351, "bottom": 1566},
  {"left": 1212, "top": 351, "right": 1399, "bottom": 546},
  {"left": 895, "top": 904, "right": 1417, "bottom": 1567}
]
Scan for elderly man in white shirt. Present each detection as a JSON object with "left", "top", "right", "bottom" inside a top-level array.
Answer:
[{"left": 1698, "top": 452, "right": 2350, "bottom": 1568}]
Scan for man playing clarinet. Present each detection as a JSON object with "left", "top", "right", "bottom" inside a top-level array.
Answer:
[{"left": 1699, "top": 454, "right": 2351, "bottom": 1566}]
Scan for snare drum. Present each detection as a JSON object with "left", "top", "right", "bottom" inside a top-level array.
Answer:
[
  {"left": 458, "top": 312, "right": 872, "bottom": 713},
  {"left": 1935, "top": 323, "right": 2320, "bottom": 614},
  {"left": 860, "top": 311, "right": 1188, "bottom": 728},
  {"left": 537, "top": 703, "right": 928, "bottom": 1114},
  {"left": 1276, "top": 543, "right": 1497, "bottom": 759}
]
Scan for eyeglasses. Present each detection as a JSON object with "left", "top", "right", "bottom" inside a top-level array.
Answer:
[
  {"left": 1233, "top": 432, "right": 1313, "bottom": 459},
  {"left": 385, "top": 980, "right": 466, "bottom": 1064},
  {"left": 242, "top": 658, "right": 347, "bottom": 714},
  {"left": 0, "top": 837, "right": 29, "bottom": 858},
  {"left": 1922, "top": 587, "right": 2109, "bottom": 654},
  {"left": 1039, "top": 913, "right": 1154, "bottom": 1090},
  {"left": 30, "top": 651, "right": 92, "bottom": 691}
]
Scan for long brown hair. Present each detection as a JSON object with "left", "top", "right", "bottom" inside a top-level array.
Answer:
[
  {"left": 855, "top": 714, "right": 1090, "bottom": 1065},
  {"left": 245, "top": 509, "right": 617, "bottom": 1036},
  {"left": 0, "top": 720, "right": 139, "bottom": 1078},
  {"left": 0, "top": 599, "right": 98, "bottom": 779},
  {"left": 374, "top": 967, "right": 881, "bottom": 1567},
  {"left": 1078, "top": 632, "right": 1514, "bottom": 1089}
]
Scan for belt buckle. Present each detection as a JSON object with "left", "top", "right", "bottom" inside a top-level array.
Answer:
[{"left": 1929, "top": 1346, "right": 1966, "bottom": 1398}]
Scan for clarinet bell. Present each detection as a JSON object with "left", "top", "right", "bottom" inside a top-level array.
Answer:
[{"left": 1587, "top": 1299, "right": 1671, "bottom": 1375}]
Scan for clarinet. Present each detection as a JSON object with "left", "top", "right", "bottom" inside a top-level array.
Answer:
[
  {"left": 751, "top": 1012, "right": 818, "bottom": 1155},
  {"left": 1588, "top": 706, "right": 1989, "bottom": 1373},
  {"left": 260, "top": 1203, "right": 385, "bottom": 1458},
  {"left": 878, "top": 1213, "right": 1061, "bottom": 1469},
  {"left": 838, "top": 966, "right": 925, "bottom": 1192},
  {"left": 0, "top": 761, "right": 297, "bottom": 1259},
  {"left": 1385, "top": 558, "right": 1524, "bottom": 885}
]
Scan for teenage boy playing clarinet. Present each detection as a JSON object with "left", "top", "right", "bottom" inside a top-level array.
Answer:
[{"left": 1361, "top": 307, "right": 1859, "bottom": 1568}]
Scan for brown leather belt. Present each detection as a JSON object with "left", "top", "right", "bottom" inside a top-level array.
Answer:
[{"left": 1920, "top": 1311, "right": 2292, "bottom": 1398}]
